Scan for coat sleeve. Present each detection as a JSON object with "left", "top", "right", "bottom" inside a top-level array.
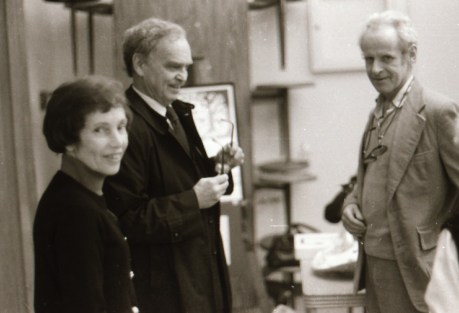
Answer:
[
  {"left": 55, "top": 205, "right": 107, "bottom": 313},
  {"left": 104, "top": 122, "right": 205, "bottom": 245},
  {"left": 436, "top": 99, "right": 459, "bottom": 189},
  {"left": 342, "top": 110, "right": 374, "bottom": 212}
]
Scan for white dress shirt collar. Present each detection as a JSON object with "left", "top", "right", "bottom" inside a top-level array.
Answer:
[
  {"left": 132, "top": 86, "right": 168, "bottom": 117},
  {"left": 391, "top": 75, "right": 414, "bottom": 109},
  {"left": 374, "top": 75, "right": 414, "bottom": 118}
]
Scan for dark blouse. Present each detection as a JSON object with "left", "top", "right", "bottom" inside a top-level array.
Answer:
[{"left": 33, "top": 171, "right": 136, "bottom": 313}]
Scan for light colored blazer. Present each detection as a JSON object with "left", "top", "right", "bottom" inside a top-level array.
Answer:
[{"left": 344, "top": 80, "right": 459, "bottom": 312}]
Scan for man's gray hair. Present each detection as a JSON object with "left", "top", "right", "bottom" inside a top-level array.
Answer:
[
  {"left": 359, "top": 10, "right": 418, "bottom": 53},
  {"left": 122, "top": 17, "right": 187, "bottom": 77}
]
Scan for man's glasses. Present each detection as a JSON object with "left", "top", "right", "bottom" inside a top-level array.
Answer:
[
  {"left": 363, "top": 78, "right": 413, "bottom": 165},
  {"left": 363, "top": 126, "right": 389, "bottom": 164},
  {"left": 212, "top": 119, "right": 235, "bottom": 174},
  {"left": 219, "top": 119, "right": 234, "bottom": 148},
  {"left": 364, "top": 144, "right": 388, "bottom": 164}
]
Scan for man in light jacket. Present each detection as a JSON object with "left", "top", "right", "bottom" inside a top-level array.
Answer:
[{"left": 342, "top": 10, "right": 459, "bottom": 313}]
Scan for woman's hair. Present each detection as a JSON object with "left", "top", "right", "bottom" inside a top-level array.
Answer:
[
  {"left": 122, "top": 17, "right": 186, "bottom": 77},
  {"left": 43, "top": 75, "right": 131, "bottom": 153},
  {"left": 359, "top": 10, "right": 418, "bottom": 53}
]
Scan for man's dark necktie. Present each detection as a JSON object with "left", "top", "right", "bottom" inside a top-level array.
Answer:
[{"left": 166, "top": 105, "right": 189, "bottom": 152}]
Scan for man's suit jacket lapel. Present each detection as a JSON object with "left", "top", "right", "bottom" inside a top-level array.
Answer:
[
  {"left": 126, "top": 87, "right": 169, "bottom": 135},
  {"left": 386, "top": 81, "right": 427, "bottom": 199},
  {"left": 173, "top": 100, "right": 210, "bottom": 162},
  {"left": 126, "top": 87, "right": 193, "bottom": 158}
]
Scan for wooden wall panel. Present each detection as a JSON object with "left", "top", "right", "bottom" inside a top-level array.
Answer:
[
  {"left": 113, "top": 0, "right": 206, "bottom": 72},
  {"left": 0, "top": 1, "right": 37, "bottom": 312}
]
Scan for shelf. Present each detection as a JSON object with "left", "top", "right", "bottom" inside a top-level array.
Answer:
[
  {"left": 255, "top": 82, "right": 315, "bottom": 90},
  {"left": 254, "top": 161, "right": 316, "bottom": 226},
  {"left": 255, "top": 160, "right": 315, "bottom": 187},
  {"left": 258, "top": 159, "right": 309, "bottom": 172},
  {"left": 65, "top": 0, "right": 113, "bottom": 15},
  {"left": 251, "top": 82, "right": 314, "bottom": 99},
  {"left": 255, "top": 171, "right": 316, "bottom": 187},
  {"left": 251, "top": 76, "right": 316, "bottom": 229},
  {"left": 248, "top": 0, "right": 303, "bottom": 10}
]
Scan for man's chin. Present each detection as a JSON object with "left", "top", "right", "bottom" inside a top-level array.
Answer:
[
  {"left": 169, "top": 90, "right": 182, "bottom": 99},
  {"left": 372, "top": 83, "right": 391, "bottom": 96},
  {"left": 168, "top": 90, "right": 180, "bottom": 100}
]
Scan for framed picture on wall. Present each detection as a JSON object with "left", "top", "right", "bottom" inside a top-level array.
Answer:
[
  {"left": 178, "top": 83, "right": 243, "bottom": 203},
  {"left": 308, "top": 0, "right": 388, "bottom": 73}
]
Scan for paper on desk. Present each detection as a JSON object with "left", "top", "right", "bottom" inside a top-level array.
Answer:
[{"left": 311, "top": 229, "right": 357, "bottom": 275}]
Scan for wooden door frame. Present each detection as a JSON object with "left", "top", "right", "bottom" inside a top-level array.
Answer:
[{"left": 0, "top": 1, "right": 37, "bottom": 312}]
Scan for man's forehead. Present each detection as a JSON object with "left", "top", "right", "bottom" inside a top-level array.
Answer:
[
  {"left": 154, "top": 38, "right": 191, "bottom": 58},
  {"left": 361, "top": 30, "right": 401, "bottom": 53}
]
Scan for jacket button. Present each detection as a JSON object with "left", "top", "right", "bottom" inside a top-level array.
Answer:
[
  {"left": 130, "top": 271, "right": 135, "bottom": 279},
  {"left": 174, "top": 232, "right": 179, "bottom": 237},
  {"left": 132, "top": 306, "right": 139, "bottom": 313},
  {"left": 209, "top": 219, "right": 214, "bottom": 224}
]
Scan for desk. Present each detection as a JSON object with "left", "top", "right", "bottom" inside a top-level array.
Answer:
[{"left": 300, "top": 259, "right": 365, "bottom": 313}]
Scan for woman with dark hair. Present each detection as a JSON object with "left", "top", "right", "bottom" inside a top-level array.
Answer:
[{"left": 33, "top": 75, "right": 137, "bottom": 313}]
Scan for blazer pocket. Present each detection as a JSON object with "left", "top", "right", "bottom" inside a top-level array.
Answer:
[
  {"left": 416, "top": 225, "right": 438, "bottom": 251},
  {"left": 412, "top": 150, "right": 432, "bottom": 163}
]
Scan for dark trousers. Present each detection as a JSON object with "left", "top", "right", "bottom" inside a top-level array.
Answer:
[{"left": 365, "top": 255, "right": 424, "bottom": 313}]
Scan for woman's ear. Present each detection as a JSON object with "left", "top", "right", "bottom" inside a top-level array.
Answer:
[
  {"left": 65, "top": 144, "right": 76, "bottom": 156},
  {"left": 132, "top": 53, "right": 145, "bottom": 77}
]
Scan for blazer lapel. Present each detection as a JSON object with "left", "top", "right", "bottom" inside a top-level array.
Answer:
[
  {"left": 386, "top": 81, "right": 426, "bottom": 199},
  {"left": 357, "top": 110, "right": 376, "bottom": 201},
  {"left": 173, "top": 100, "right": 208, "bottom": 160},
  {"left": 126, "top": 87, "right": 169, "bottom": 135},
  {"left": 126, "top": 87, "right": 194, "bottom": 157}
]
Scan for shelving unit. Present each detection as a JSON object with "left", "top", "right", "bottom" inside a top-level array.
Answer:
[
  {"left": 64, "top": 0, "right": 113, "bottom": 74},
  {"left": 248, "top": 0, "right": 304, "bottom": 69},
  {"left": 251, "top": 82, "right": 316, "bottom": 309},
  {"left": 251, "top": 83, "right": 315, "bottom": 225}
]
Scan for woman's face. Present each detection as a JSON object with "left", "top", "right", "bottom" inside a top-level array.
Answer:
[{"left": 66, "top": 107, "right": 128, "bottom": 177}]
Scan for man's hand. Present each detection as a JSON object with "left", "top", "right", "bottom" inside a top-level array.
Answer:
[
  {"left": 342, "top": 204, "right": 366, "bottom": 237},
  {"left": 193, "top": 175, "right": 229, "bottom": 209},
  {"left": 215, "top": 144, "right": 245, "bottom": 174}
]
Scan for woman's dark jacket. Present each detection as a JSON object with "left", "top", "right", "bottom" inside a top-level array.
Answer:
[{"left": 33, "top": 171, "right": 136, "bottom": 313}]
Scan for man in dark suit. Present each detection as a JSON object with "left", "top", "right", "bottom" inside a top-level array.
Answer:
[
  {"left": 104, "top": 17, "right": 244, "bottom": 313},
  {"left": 342, "top": 10, "right": 459, "bottom": 313}
]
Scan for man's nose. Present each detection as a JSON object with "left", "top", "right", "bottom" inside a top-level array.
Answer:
[
  {"left": 371, "top": 59, "right": 384, "bottom": 75},
  {"left": 177, "top": 68, "right": 188, "bottom": 82}
]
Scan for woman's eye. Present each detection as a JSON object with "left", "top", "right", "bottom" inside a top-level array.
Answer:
[
  {"left": 95, "top": 127, "right": 109, "bottom": 134},
  {"left": 117, "top": 121, "right": 127, "bottom": 130}
]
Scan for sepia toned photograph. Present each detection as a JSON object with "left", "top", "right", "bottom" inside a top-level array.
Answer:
[{"left": 2, "top": 0, "right": 459, "bottom": 312}]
